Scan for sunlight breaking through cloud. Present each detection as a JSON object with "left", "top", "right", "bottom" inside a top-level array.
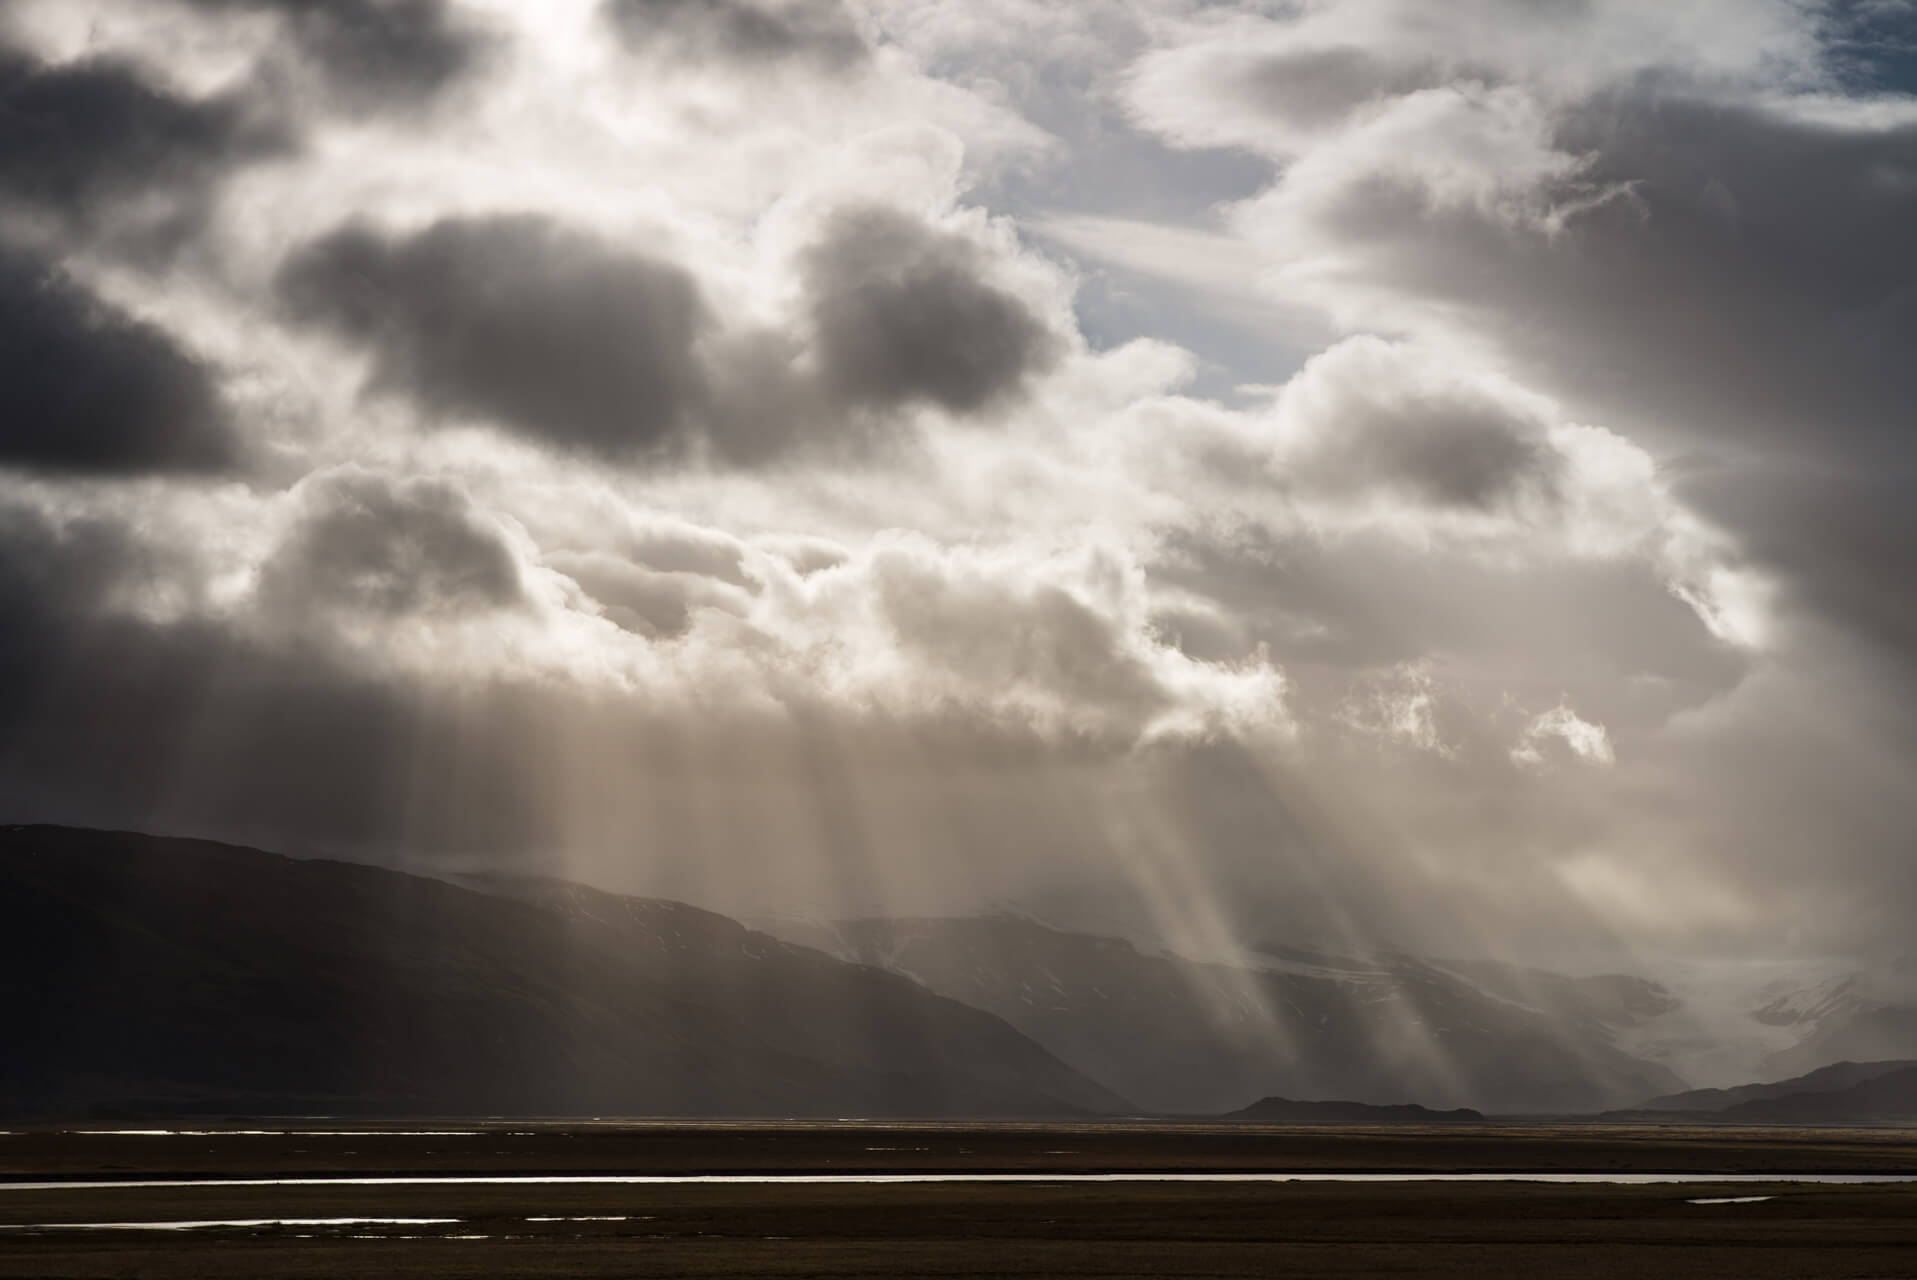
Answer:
[{"left": 0, "top": 0, "right": 1913, "bottom": 1009}]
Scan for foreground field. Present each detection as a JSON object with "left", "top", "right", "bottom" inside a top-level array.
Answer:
[{"left": 4, "top": 1124, "right": 1916, "bottom": 1279}]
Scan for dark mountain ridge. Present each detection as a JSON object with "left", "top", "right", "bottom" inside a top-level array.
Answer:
[
  {"left": 1639, "top": 1059, "right": 1917, "bottom": 1113},
  {"left": 1715, "top": 1065, "right": 1917, "bottom": 1124},
  {"left": 0, "top": 825, "right": 1123, "bottom": 1119},
  {"left": 1610, "top": 1059, "right": 1917, "bottom": 1125}
]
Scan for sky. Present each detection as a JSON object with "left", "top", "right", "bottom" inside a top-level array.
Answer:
[{"left": 1, "top": 0, "right": 1914, "bottom": 976}]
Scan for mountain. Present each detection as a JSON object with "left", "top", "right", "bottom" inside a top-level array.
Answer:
[
  {"left": 0, "top": 826, "right": 1124, "bottom": 1119},
  {"left": 785, "top": 915, "right": 1686, "bottom": 1114},
  {"left": 1717, "top": 1065, "right": 1917, "bottom": 1124},
  {"left": 1638, "top": 1059, "right": 1917, "bottom": 1113},
  {"left": 1752, "top": 973, "right": 1917, "bottom": 1080},
  {"left": 1224, "top": 1097, "right": 1482, "bottom": 1124}
]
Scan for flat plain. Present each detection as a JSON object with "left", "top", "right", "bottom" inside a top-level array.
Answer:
[{"left": 4, "top": 1123, "right": 1916, "bottom": 1279}]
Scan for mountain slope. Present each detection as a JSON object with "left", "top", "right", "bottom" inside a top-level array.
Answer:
[
  {"left": 0, "top": 826, "right": 1124, "bottom": 1119},
  {"left": 1718, "top": 1065, "right": 1917, "bottom": 1124},
  {"left": 1639, "top": 1059, "right": 1917, "bottom": 1113},
  {"left": 795, "top": 915, "right": 1684, "bottom": 1114}
]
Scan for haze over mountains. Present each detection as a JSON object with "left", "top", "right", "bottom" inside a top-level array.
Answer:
[
  {"left": 780, "top": 916, "right": 1685, "bottom": 1114},
  {"left": 7, "top": 826, "right": 1917, "bottom": 1122}
]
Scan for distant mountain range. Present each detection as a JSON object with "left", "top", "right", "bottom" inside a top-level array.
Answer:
[
  {"left": 0, "top": 826, "right": 1120, "bottom": 1119},
  {"left": 10, "top": 824, "right": 1914, "bottom": 1122},
  {"left": 1747, "top": 974, "right": 1917, "bottom": 1080},
  {"left": 1620, "top": 1058, "right": 1917, "bottom": 1124},
  {"left": 777, "top": 915, "right": 1687, "bottom": 1114},
  {"left": 1715, "top": 1065, "right": 1917, "bottom": 1123},
  {"left": 1639, "top": 1058, "right": 1917, "bottom": 1114}
]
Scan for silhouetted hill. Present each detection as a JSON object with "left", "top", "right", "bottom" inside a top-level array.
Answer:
[
  {"left": 1639, "top": 1059, "right": 1917, "bottom": 1113},
  {"left": 0, "top": 826, "right": 1125, "bottom": 1119},
  {"left": 1717, "top": 1065, "right": 1917, "bottom": 1124},
  {"left": 1224, "top": 1097, "right": 1482, "bottom": 1124},
  {"left": 789, "top": 915, "right": 1684, "bottom": 1114}
]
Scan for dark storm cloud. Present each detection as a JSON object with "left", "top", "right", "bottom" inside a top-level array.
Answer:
[
  {"left": 604, "top": 0, "right": 868, "bottom": 70},
  {"left": 0, "top": 44, "right": 286, "bottom": 247},
  {"left": 259, "top": 471, "right": 526, "bottom": 620},
  {"left": 1684, "top": 461, "right": 1917, "bottom": 660},
  {"left": 0, "top": 245, "right": 237, "bottom": 474},
  {"left": 181, "top": 0, "right": 490, "bottom": 113},
  {"left": 1181, "top": 51, "right": 1917, "bottom": 675},
  {"left": 1541, "top": 96, "right": 1917, "bottom": 462},
  {"left": 277, "top": 215, "right": 710, "bottom": 460},
  {"left": 1312, "top": 93, "right": 1917, "bottom": 657},
  {"left": 803, "top": 205, "right": 1062, "bottom": 416},
  {"left": 1236, "top": 91, "right": 1917, "bottom": 473}
]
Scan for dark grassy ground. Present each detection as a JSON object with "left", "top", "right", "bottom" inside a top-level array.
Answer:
[
  {"left": 9, "top": 1121, "right": 1917, "bottom": 1177},
  {"left": 4, "top": 1124, "right": 1916, "bottom": 1278}
]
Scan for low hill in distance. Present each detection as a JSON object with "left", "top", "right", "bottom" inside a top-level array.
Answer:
[
  {"left": 1224, "top": 1097, "right": 1484, "bottom": 1124},
  {"left": 0, "top": 825, "right": 1123, "bottom": 1120}
]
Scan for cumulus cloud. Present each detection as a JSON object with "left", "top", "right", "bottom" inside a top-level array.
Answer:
[
  {"left": 802, "top": 203, "right": 1063, "bottom": 417},
  {"left": 1128, "top": 37, "right": 1456, "bottom": 156},
  {"left": 0, "top": 42, "right": 286, "bottom": 250},
  {"left": 277, "top": 215, "right": 710, "bottom": 461},
  {"left": 1271, "top": 336, "right": 1563, "bottom": 514},
  {"left": 259, "top": 469, "right": 528, "bottom": 621},
  {"left": 0, "top": 245, "right": 238, "bottom": 474},
  {"left": 180, "top": 0, "right": 492, "bottom": 113},
  {"left": 831, "top": 536, "right": 1284, "bottom": 744},
  {"left": 605, "top": 0, "right": 868, "bottom": 70}
]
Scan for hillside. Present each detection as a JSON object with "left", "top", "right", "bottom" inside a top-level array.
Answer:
[
  {"left": 1639, "top": 1059, "right": 1917, "bottom": 1113},
  {"left": 0, "top": 826, "right": 1124, "bottom": 1119},
  {"left": 1718, "top": 1065, "right": 1917, "bottom": 1124}
]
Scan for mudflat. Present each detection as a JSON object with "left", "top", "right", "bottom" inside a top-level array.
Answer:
[{"left": 3, "top": 1124, "right": 1916, "bottom": 1279}]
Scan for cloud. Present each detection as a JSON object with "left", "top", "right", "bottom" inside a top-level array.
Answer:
[
  {"left": 0, "top": 245, "right": 238, "bottom": 474},
  {"left": 180, "top": 0, "right": 491, "bottom": 113},
  {"left": 272, "top": 203, "right": 1067, "bottom": 466},
  {"left": 259, "top": 469, "right": 528, "bottom": 621},
  {"left": 802, "top": 203, "right": 1062, "bottom": 417},
  {"left": 0, "top": 43, "right": 286, "bottom": 249},
  {"left": 1128, "top": 37, "right": 1457, "bottom": 156},
  {"left": 605, "top": 0, "right": 869, "bottom": 70},
  {"left": 277, "top": 214, "right": 710, "bottom": 461},
  {"left": 1513, "top": 702, "right": 1615, "bottom": 769},
  {"left": 844, "top": 536, "right": 1284, "bottom": 744},
  {"left": 1272, "top": 336, "right": 1562, "bottom": 513},
  {"left": 1134, "top": 5, "right": 1917, "bottom": 680}
]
